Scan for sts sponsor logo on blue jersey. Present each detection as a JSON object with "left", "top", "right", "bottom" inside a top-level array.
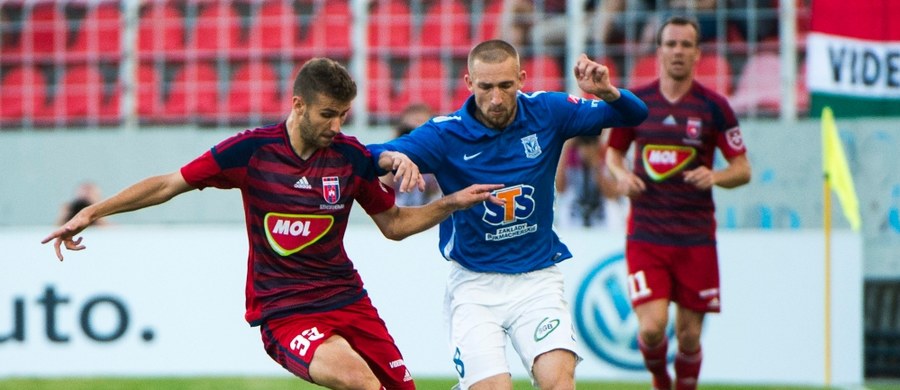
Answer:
[{"left": 482, "top": 184, "right": 538, "bottom": 241}]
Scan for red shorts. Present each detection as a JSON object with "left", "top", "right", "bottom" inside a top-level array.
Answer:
[
  {"left": 625, "top": 240, "right": 721, "bottom": 313},
  {"left": 260, "top": 296, "right": 415, "bottom": 389}
]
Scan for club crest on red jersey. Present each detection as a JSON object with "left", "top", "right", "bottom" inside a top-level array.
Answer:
[
  {"left": 686, "top": 117, "right": 702, "bottom": 139},
  {"left": 322, "top": 176, "right": 340, "bottom": 204},
  {"left": 725, "top": 127, "right": 745, "bottom": 151},
  {"left": 641, "top": 144, "right": 697, "bottom": 182},
  {"left": 264, "top": 213, "right": 334, "bottom": 256}
]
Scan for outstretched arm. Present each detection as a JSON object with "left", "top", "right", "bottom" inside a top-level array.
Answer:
[
  {"left": 370, "top": 184, "right": 505, "bottom": 241},
  {"left": 41, "top": 172, "right": 194, "bottom": 261}
]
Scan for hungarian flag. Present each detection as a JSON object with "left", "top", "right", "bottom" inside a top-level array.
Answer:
[{"left": 806, "top": 0, "right": 900, "bottom": 117}]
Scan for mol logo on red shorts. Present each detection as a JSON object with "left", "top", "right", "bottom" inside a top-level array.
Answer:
[{"left": 264, "top": 213, "right": 334, "bottom": 256}]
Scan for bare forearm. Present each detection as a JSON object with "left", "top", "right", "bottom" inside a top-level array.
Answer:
[
  {"left": 714, "top": 155, "right": 752, "bottom": 189},
  {"left": 384, "top": 198, "right": 456, "bottom": 240},
  {"left": 83, "top": 173, "right": 192, "bottom": 223}
]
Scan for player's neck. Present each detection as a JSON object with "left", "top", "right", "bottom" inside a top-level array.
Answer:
[
  {"left": 659, "top": 76, "right": 693, "bottom": 104},
  {"left": 285, "top": 114, "right": 316, "bottom": 160}
]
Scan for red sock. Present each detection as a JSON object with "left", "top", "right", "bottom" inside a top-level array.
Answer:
[
  {"left": 674, "top": 346, "right": 703, "bottom": 390},
  {"left": 639, "top": 337, "right": 671, "bottom": 390}
]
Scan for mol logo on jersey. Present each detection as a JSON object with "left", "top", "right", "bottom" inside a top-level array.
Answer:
[
  {"left": 264, "top": 213, "right": 334, "bottom": 256},
  {"left": 641, "top": 145, "right": 697, "bottom": 182}
]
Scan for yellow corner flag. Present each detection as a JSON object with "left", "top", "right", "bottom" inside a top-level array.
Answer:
[{"left": 821, "top": 107, "right": 861, "bottom": 231}]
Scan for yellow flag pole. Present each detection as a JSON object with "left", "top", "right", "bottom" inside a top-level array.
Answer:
[{"left": 823, "top": 176, "right": 832, "bottom": 386}]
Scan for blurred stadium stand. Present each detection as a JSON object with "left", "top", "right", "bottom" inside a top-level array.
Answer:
[{"left": 0, "top": 0, "right": 810, "bottom": 130}]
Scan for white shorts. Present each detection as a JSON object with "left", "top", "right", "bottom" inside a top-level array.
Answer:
[{"left": 443, "top": 261, "right": 582, "bottom": 389}]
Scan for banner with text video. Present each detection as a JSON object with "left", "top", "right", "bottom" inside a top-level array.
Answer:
[{"left": 806, "top": 0, "right": 900, "bottom": 117}]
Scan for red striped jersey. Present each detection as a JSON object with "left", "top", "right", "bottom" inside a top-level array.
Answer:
[
  {"left": 180, "top": 122, "right": 395, "bottom": 326},
  {"left": 607, "top": 80, "right": 747, "bottom": 246}
]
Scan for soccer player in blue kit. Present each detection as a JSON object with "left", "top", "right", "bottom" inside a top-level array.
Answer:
[{"left": 368, "top": 40, "right": 648, "bottom": 390}]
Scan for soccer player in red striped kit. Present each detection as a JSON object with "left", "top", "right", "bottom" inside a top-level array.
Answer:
[
  {"left": 605, "top": 16, "right": 752, "bottom": 390},
  {"left": 43, "top": 58, "right": 502, "bottom": 390}
]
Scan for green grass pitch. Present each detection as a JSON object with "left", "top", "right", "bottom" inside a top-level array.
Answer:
[{"left": 0, "top": 377, "right": 896, "bottom": 390}]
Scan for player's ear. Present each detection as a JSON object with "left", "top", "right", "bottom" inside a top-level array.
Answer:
[{"left": 292, "top": 95, "right": 305, "bottom": 115}]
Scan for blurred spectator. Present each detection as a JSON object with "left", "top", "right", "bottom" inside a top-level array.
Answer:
[
  {"left": 727, "top": 0, "right": 780, "bottom": 44},
  {"left": 381, "top": 103, "right": 442, "bottom": 206},
  {"left": 593, "top": 0, "right": 740, "bottom": 49},
  {"left": 57, "top": 181, "right": 107, "bottom": 226},
  {"left": 591, "top": 0, "right": 659, "bottom": 48},
  {"left": 499, "top": 0, "right": 600, "bottom": 53},
  {"left": 555, "top": 134, "right": 626, "bottom": 229}
]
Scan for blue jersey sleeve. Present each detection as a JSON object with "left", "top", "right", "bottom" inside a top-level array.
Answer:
[
  {"left": 607, "top": 89, "right": 649, "bottom": 126},
  {"left": 538, "top": 90, "right": 648, "bottom": 139},
  {"left": 367, "top": 120, "right": 448, "bottom": 175}
]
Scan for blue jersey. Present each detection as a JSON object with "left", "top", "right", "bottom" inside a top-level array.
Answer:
[{"left": 369, "top": 90, "right": 647, "bottom": 273}]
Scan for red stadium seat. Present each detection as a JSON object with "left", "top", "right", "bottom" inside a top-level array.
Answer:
[
  {"left": 368, "top": 0, "right": 412, "bottom": 55},
  {"left": 55, "top": 64, "right": 118, "bottom": 123},
  {"left": 420, "top": 0, "right": 470, "bottom": 52},
  {"left": 137, "top": 63, "right": 164, "bottom": 118},
  {"left": 227, "top": 61, "right": 283, "bottom": 117},
  {"left": 303, "top": 1, "right": 350, "bottom": 56},
  {"left": 628, "top": 53, "right": 658, "bottom": 88},
  {"left": 367, "top": 57, "right": 395, "bottom": 117},
  {"left": 138, "top": 1, "right": 185, "bottom": 57},
  {"left": 522, "top": 55, "right": 563, "bottom": 92},
  {"left": 0, "top": 66, "right": 50, "bottom": 121},
  {"left": 249, "top": 0, "right": 298, "bottom": 52},
  {"left": 695, "top": 53, "right": 733, "bottom": 96},
  {"left": 730, "top": 51, "right": 809, "bottom": 115},
  {"left": 165, "top": 61, "right": 220, "bottom": 120},
  {"left": 398, "top": 58, "right": 453, "bottom": 114},
  {"left": 70, "top": 1, "right": 121, "bottom": 59},
  {"left": 25, "top": 2, "right": 65, "bottom": 57},
  {"left": 452, "top": 66, "right": 471, "bottom": 109},
  {"left": 192, "top": 2, "right": 245, "bottom": 54},
  {"left": 475, "top": 0, "right": 503, "bottom": 42}
]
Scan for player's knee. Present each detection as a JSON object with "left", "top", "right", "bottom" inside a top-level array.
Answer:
[
  {"left": 532, "top": 350, "right": 576, "bottom": 390},
  {"left": 638, "top": 323, "right": 667, "bottom": 346},
  {"left": 675, "top": 327, "right": 702, "bottom": 352}
]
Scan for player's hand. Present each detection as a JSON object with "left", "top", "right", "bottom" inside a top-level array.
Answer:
[
  {"left": 382, "top": 151, "right": 426, "bottom": 193},
  {"left": 573, "top": 53, "right": 620, "bottom": 101},
  {"left": 41, "top": 213, "right": 92, "bottom": 261},
  {"left": 683, "top": 166, "right": 715, "bottom": 190},
  {"left": 446, "top": 184, "right": 505, "bottom": 210},
  {"left": 617, "top": 173, "right": 646, "bottom": 198}
]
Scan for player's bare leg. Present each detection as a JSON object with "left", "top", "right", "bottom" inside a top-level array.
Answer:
[
  {"left": 308, "top": 335, "right": 381, "bottom": 390},
  {"left": 469, "top": 373, "right": 512, "bottom": 390},
  {"left": 635, "top": 299, "right": 672, "bottom": 390},
  {"left": 532, "top": 348, "right": 576, "bottom": 390},
  {"left": 673, "top": 307, "right": 705, "bottom": 390}
]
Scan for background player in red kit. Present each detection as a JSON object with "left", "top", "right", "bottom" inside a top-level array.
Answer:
[
  {"left": 42, "top": 58, "right": 502, "bottom": 390},
  {"left": 605, "top": 16, "right": 751, "bottom": 390}
]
